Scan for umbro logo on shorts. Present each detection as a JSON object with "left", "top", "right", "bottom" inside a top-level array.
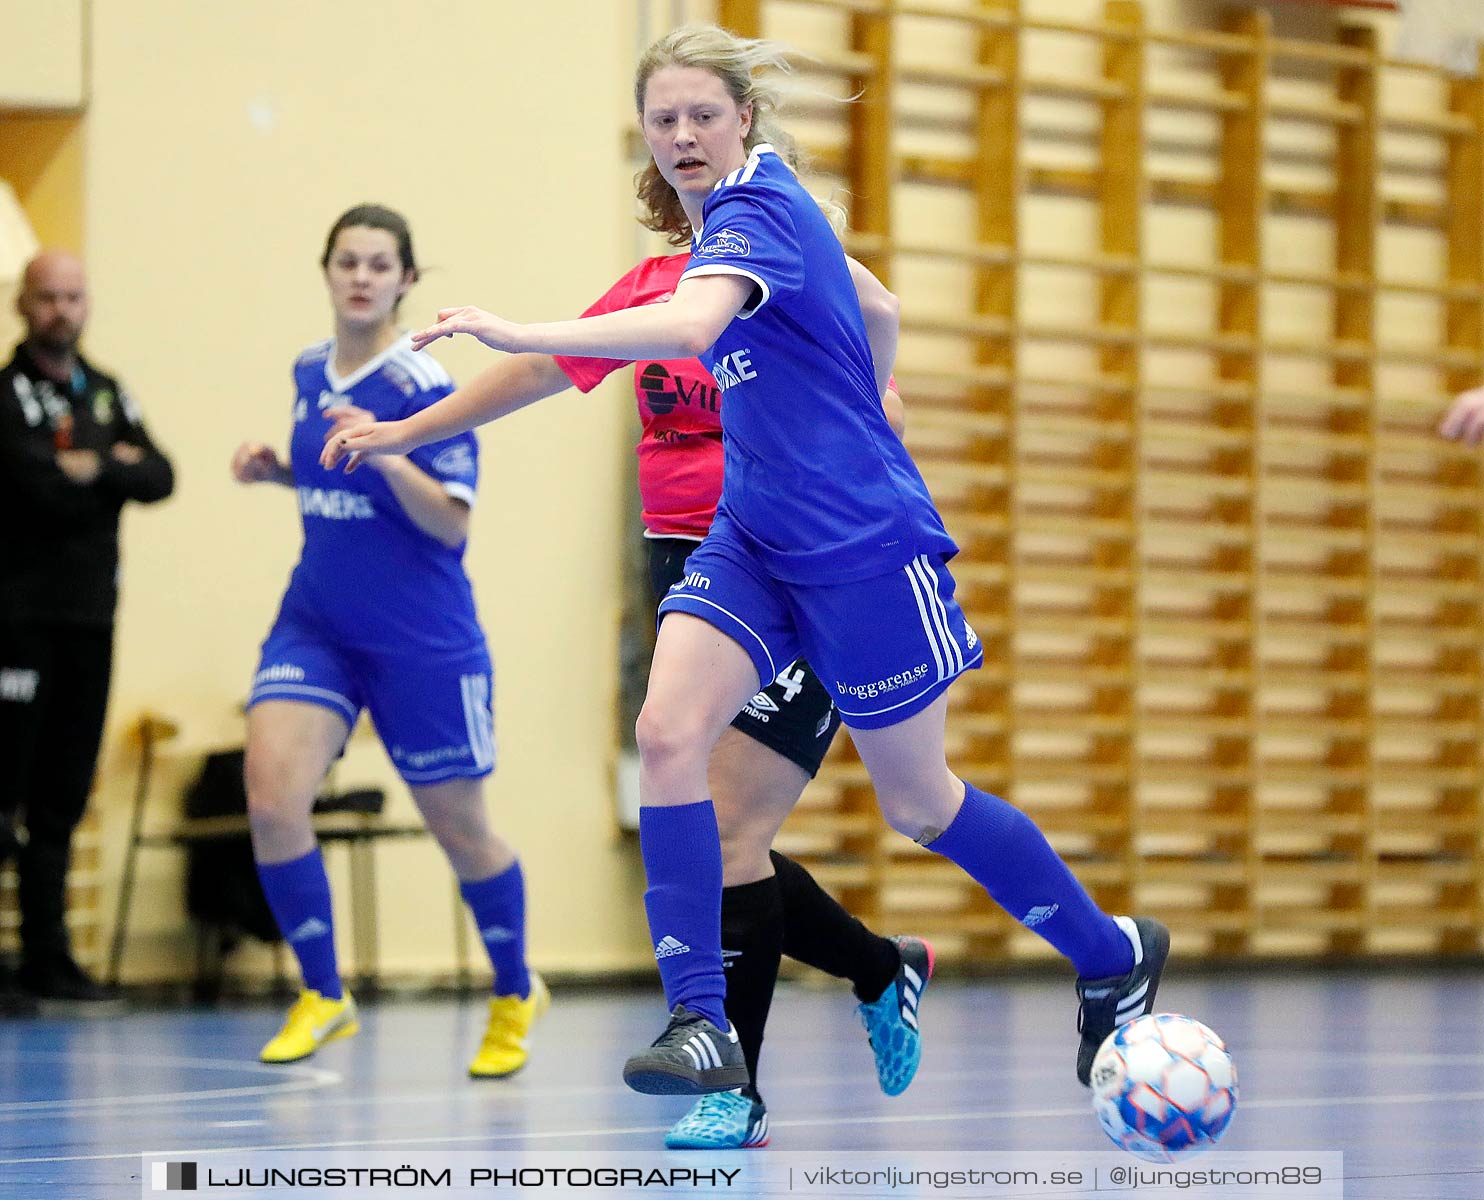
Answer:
[{"left": 654, "top": 936, "right": 691, "bottom": 959}]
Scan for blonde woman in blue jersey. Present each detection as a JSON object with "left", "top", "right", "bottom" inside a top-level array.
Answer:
[
  {"left": 231, "top": 204, "right": 544, "bottom": 1075},
  {"left": 329, "top": 27, "right": 1168, "bottom": 1100}
]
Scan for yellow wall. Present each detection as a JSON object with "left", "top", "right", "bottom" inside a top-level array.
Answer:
[
  {"left": 73, "top": 0, "right": 653, "bottom": 981},
  {"left": 0, "top": 0, "right": 86, "bottom": 109}
]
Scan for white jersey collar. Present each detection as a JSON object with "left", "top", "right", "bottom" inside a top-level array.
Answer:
[{"left": 324, "top": 332, "right": 412, "bottom": 393}]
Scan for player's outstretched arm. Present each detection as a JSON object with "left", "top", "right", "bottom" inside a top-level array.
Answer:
[
  {"left": 1439, "top": 386, "right": 1484, "bottom": 445},
  {"left": 409, "top": 274, "right": 752, "bottom": 362},
  {"left": 322, "top": 352, "right": 572, "bottom": 472}
]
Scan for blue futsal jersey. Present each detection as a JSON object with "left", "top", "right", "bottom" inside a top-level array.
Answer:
[
  {"left": 679, "top": 144, "right": 958, "bottom": 584},
  {"left": 279, "top": 335, "right": 483, "bottom": 654}
]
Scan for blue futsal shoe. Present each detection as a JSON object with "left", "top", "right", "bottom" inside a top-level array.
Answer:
[
  {"left": 664, "top": 1089, "right": 770, "bottom": 1149},
  {"left": 856, "top": 935, "right": 934, "bottom": 1096}
]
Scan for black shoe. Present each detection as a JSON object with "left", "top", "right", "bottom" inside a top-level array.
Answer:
[
  {"left": 20, "top": 954, "right": 116, "bottom": 1003},
  {"left": 1075, "top": 916, "right": 1170, "bottom": 1086},
  {"left": 0, "top": 988, "right": 39, "bottom": 1018},
  {"left": 0, "top": 963, "right": 38, "bottom": 1019},
  {"left": 622, "top": 1004, "right": 749, "bottom": 1096}
]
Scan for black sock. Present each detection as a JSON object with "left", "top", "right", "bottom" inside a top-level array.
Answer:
[
  {"left": 770, "top": 850, "right": 901, "bottom": 1003},
  {"left": 720, "top": 873, "right": 784, "bottom": 1093}
]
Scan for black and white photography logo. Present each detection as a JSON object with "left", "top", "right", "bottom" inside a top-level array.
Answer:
[{"left": 149, "top": 1161, "right": 198, "bottom": 1192}]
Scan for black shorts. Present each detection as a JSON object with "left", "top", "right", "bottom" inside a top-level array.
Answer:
[{"left": 647, "top": 537, "right": 842, "bottom": 777}]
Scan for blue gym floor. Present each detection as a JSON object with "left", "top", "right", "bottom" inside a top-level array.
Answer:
[{"left": 0, "top": 971, "right": 1479, "bottom": 1198}]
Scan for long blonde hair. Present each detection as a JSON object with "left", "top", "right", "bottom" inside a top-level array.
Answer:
[{"left": 634, "top": 24, "right": 844, "bottom": 245}]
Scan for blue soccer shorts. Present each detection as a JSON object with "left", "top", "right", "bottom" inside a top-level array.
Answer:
[
  {"left": 248, "top": 614, "right": 495, "bottom": 784},
  {"left": 657, "top": 528, "right": 983, "bottom": 731}
]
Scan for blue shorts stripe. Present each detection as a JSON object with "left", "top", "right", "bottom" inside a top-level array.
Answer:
[
  {"left": 247, "top": 683, "right": 358, "bottom": 725},
  {"left": 659, "top": 594, "right": 778, "bottom": 684},
  {"left": 399, "top": 762, "right": 493, "bottom": 784},
  {"left": 459, "top": 672, "right": 495, "bottom": 772},
  {"left": 913, "top": 554, "right": 963, "bottom": 674},
  {"left": 903, "top": 559, "right": 948, "bottom": 680}
]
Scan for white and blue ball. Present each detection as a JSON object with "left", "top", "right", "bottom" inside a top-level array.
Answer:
[{"left": 1090, "top": 1012, "right": 1237, "bottom": 1162}]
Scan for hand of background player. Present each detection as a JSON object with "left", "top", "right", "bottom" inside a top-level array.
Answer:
[
  {"left": 56, "top": 448, "right": 102, "bottom": 485},
  {"left": 1439, "top": 386, "right": 1484, "bottom": 445},
  {"left": 410, "top": 306, "right": 522, "bottom": 353},
  {"left": 231, "top": 441, "right": 288, "bottom": 485},
  {"left": 320, "top": 414, "right": 414, "bottom": 473}
]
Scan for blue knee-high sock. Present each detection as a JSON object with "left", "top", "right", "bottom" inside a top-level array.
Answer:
[
  {"left": 928, "top": 782, "right": 1134, "bottom": 978},
  {"left": 460, "top": 861, "right": 530, "bottom": 999},
  {"left": 639, "top": 801, "right": 727, "bottom": 1029},
  {"left": 257, "top": 848, "right": 341, "bottom": 999}
]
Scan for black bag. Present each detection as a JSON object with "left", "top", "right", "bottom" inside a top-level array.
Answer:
[{"left": 183, "top": 749, "right": 281, "bottom": 944}]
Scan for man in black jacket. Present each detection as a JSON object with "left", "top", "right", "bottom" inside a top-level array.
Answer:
[{"left": 1, "top": 250, "right": 173, "bottom": 1005}]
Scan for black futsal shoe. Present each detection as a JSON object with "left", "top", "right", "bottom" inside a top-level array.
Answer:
[
  {"left": 1075, "top": 915, "right": 1171, "bottom": 1086},
  {"left": 622, "top": 1004, "right": 749, "bottom": 1095}
]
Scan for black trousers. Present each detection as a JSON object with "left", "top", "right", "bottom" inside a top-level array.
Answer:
[{"left": 0, "top": 620, "right": 114, "bottom": 962}]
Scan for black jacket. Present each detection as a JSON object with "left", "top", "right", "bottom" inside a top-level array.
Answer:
[{"left": 1, "top": 343, "right": 174, "bottom": 625}]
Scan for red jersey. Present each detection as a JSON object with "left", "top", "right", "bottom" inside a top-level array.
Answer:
[
  {"left": 554, "top": 253, "right": 721, "bottom": 539},
  {"left": 555, "top": 253, "right": 897, "bottom": 540}
]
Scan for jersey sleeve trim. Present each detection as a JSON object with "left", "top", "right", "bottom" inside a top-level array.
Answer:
[
  {"left": 443, "top": 481, "right": 476, "bottom": 507},
  {"left": 296, "top": 338, "right": 334, "bottom": 368},
  {"left": 395, "top": 346, "right": 453, "bottom": 392},
  {"left": 679, "top": 263, "right": 771, "bottom": 319}
]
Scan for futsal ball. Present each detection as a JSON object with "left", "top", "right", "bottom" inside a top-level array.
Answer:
[{"left": 1089, "top": 1012, "right": 1237, "bottom": 1163}]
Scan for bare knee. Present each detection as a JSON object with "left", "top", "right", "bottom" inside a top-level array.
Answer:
[
  {"left": 875, "top": 775, "right": 964, "bottom": 843},
  {"left": 243, "top": 748, "right": 316, "bottom": 856},
  {"left": 876, "top": 790, "right": 934, "bottom": 841},
  {"left": 420, "top": 801, "right": 480, "bottom": 861},
  {"left": 715, "top": 808, "right": 776, "bottom": 883},
  {"left": 415, "top": 783, "right": 513, "bottom": 879},
  {"left": 635, "top": 703, "right": 712, "bottom": 781},
  {"left": 710, "top": 759, "right": 802, "bottom": 884}
]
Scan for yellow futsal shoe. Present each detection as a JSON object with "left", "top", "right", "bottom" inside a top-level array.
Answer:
[
  {"left": 468, "top": 974, "right": 549, "bottom": 1078},
  {"left": 260, "top": 989, "right": 359, "bottom": 1063}
]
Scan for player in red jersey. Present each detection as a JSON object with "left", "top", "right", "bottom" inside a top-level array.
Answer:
[{"left": 325, "top": 247, "right": 931, "bottom": 1149}]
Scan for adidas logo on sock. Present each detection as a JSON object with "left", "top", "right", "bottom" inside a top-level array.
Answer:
[
  {"left": 286, "top": 917, "right": 330, "bottom": 943},
  {"left": 1022, "top": 904, "right": 1059, "bottom": 928},
  {"left": 654, "top": 935, "right": 691, "bottom": 959},
  {"left": 480, "top": 925, "right": 515, "bottom": 944}
]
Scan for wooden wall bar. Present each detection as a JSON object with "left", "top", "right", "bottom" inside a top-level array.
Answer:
[{"left": 735, "top": 0, "right": 1484, "bottom": 961}]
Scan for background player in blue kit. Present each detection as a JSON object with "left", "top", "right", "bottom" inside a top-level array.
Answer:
[
  {"left": 330, "top": 27, "right": 1168, "bottom": 1097},
  {"left": 231, "top": 205, "right": 544, "bottom": 1075}
]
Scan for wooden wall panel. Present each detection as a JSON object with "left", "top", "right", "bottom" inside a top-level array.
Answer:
[{"left": 722, "top": 0, "right": 1484, "bottom": 961}]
